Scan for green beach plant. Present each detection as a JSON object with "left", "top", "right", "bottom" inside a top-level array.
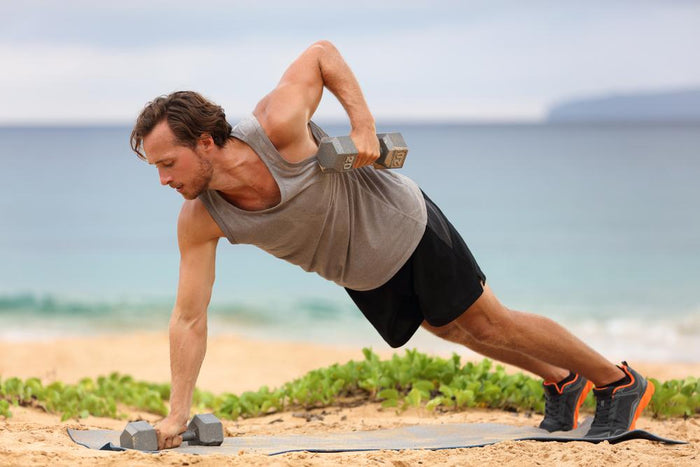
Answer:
[
  {"left": 0, "top": 373, "right": 168, "bottom": 421},
  {"left": 1, "top": 350, "right": 698, "bottom": 421}
]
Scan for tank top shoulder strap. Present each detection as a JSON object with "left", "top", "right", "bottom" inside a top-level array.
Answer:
[
  {"left": 230, "top": 115, "right": 284, "bottom": 168},
  {"left": 231, "top": 114, "right": 328, "bottom": 169},
  {"left": 308, "top": 120, "right": 328, "bottom": 143}
]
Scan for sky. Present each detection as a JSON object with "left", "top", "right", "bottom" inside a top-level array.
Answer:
[{"left": 1, "top": 0, "right": 699, "bottom": 124}]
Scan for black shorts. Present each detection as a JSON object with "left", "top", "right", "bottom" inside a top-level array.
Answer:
[{"left": 345, "top": 192, "right": 486, "bottom": 348}]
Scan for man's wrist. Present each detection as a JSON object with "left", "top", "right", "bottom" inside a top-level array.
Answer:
[
  {"left": 168, "top": 405, "right": 191, "bottom": 424},
  {"left": 350, "top": 116, "right": 376, "bottom": 133}
]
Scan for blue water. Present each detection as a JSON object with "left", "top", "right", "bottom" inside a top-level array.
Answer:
[{"left": 1, "top": 123, "right": 699, "bottom": 361}]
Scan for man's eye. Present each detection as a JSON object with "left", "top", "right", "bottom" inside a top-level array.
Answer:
[{"left": 163, "top": 162, "right": 174, "bottom": 168}]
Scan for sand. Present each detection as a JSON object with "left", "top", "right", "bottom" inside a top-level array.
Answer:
[{"left": 1, "top": 333, "right": 699, "bottom": 466}]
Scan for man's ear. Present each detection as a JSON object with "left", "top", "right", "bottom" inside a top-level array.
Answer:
[{"left": 197, "top": 133, "right": 214, "bottom": 150}]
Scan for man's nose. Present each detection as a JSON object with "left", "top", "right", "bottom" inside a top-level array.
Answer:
[{"left": 159, "top": 170, "right": 172, "bottom": 186}]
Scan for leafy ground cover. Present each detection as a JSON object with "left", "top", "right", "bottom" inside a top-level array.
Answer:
[{"left": 1, "top": 349, "right": 698, "bottom": 421}]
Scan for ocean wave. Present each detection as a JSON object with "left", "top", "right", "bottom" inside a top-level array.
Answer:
[
  {"left": 0, "top": 293, "right": 175, "bottom": 316},
  {"left": 1, "top": 293, "right": 698, "bottom": 362},
  {"left": 0, "top": 293, "right": 363, "bottom": 340}
]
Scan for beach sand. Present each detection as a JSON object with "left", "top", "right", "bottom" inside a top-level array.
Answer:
[{"left": 1, "top": 333, "right": 699, "bottom": 466}]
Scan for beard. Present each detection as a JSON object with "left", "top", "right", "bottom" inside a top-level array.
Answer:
[{"left": 180, "top": 154, "right": 214, "bottom": 200}]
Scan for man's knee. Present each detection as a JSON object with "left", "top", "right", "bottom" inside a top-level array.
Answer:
[
  {"left": 461, "top": 312, "right": 505, "bottom": 345},
  {"left": 454, "top": 287, "right": 514, "bottom": 346},
  {"left": 421, "top": 320, "right": 464, "bottom": 343}
]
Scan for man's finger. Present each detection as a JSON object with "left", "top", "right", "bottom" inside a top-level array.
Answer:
[
  {"left": 164, "top": 434, "right": 183, "bottom": 450},
  {"left": 353, "top": 150, "right": 380, "bottom": 168}
]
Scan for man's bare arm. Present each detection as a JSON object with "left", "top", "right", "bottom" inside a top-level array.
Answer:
[
  {"left": 156, "top": 199, "right": 222, "bottom": 449},
  {"left": 254, "top": 40, "right": 379, "bottom": 167}
]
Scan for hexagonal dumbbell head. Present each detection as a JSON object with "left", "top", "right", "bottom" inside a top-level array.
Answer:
[
  {"left": 120, "top": 420, "right": 158, "bottom": 451},
  {"left": 317, "top": 136, "right": 358, "bottom": 172},
  {"left": 184, "top": 413, "right": 224, "bottom": 446},
  {"left": 376, "top": 133, "right": 408, "bottom": 169}
]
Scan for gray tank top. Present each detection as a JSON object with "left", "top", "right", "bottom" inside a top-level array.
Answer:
[{"left": 198, "top": 115, "right": 427, "bottom": 291}]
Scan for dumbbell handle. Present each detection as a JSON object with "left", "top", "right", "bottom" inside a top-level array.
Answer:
[
  {"left": 181, "top": 430, "right": 196, "bottom": 442},
  {"left": 316, "top": 132, "right": 408, "bottom": 173}
]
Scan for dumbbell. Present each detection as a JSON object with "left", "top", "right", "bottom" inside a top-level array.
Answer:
[
  {"left": 120, "top": 413, "right": 224, "bottom": 451},
  {"left": 316, "top": 132, "right": 408, "bottom": 173}
]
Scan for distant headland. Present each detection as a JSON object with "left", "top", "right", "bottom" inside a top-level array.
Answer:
[{"left": 547, "top": 88, "right": 700, "bottom": 123}]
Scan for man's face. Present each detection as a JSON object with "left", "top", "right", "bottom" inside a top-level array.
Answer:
[{"left": 143, "top": 121, "right": 213, "bottom": 200}]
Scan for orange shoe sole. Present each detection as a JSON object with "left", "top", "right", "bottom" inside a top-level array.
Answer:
[{"left": 629, "top": 379, "right": 655, "bottom": 430}]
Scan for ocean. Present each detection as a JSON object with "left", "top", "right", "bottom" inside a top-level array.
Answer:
[{"left": 1, "top": 122, "right": 699, "bottom": 362}]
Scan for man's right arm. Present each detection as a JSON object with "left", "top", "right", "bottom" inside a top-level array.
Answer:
[
  {"left": 156, "top": 198, "right": 222, "bottom": 449},
  {"left": 254, "top": 40, "right": 380, "bottom": 168}
]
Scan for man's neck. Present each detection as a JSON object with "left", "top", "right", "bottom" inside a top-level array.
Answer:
[{"left": 209, "top": 138, "right": 282, "bottom": 211}]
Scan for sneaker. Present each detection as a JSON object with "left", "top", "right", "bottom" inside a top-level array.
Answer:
[
  {"left": 586, "top": 362, "right": 655, "bottom": 438},
  {"left": 539, "top": 373, "right": 593, "bottom": 432}
]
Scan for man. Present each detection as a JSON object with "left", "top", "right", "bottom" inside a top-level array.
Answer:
[{"left": 130, "top": 41, "right": 654, "bottom": 450}]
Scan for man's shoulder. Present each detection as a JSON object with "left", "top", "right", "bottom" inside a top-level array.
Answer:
[
  {"left": 177, "top": 198, "right": 224, "bottom": 245},
  {"left": 253, "top": 94, "right": 317, "bottom": 162}
]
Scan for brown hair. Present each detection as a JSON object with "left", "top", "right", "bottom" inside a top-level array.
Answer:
[{"left": 130, "top": 91, "right": 233, "bottom": 160}]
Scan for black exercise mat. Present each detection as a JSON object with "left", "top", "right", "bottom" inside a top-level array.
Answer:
[{"left": 67, "top": 418, "right": 685, "bottom": 455}]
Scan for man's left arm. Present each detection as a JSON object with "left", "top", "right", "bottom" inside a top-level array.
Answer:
[{"left": 254, "top": 40, "right": 380, "bottom": 167}]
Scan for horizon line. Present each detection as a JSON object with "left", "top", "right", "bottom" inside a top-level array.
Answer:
[{"left": 3, "top": 118, "right": 700, "bottom": 129}]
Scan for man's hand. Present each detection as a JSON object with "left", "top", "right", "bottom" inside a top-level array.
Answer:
[
  {"left": 155, "top": 415, "right": 188, "bottom": 450},
  {"left": 350, "top": 126, "right": 380, "bottom": 169}
]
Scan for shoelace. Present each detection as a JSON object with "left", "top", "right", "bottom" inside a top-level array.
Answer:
[
  {"left": 543, "top": 391, "right": 564, "bottom": 420},
  {"left": 592, "top": 394, "right": 614, "bottom": 427}
]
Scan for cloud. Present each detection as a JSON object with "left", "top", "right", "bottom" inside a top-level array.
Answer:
[{"left": 1, "top": 1, "right": 699, "bottom": 123}]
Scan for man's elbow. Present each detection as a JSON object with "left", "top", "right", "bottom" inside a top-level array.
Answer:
[
  {"left": 310, "top": 40, "right": 337, "bottom": 56},
  {"left": 170, "top": 306, "right": 207, "bottom": 334}
]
